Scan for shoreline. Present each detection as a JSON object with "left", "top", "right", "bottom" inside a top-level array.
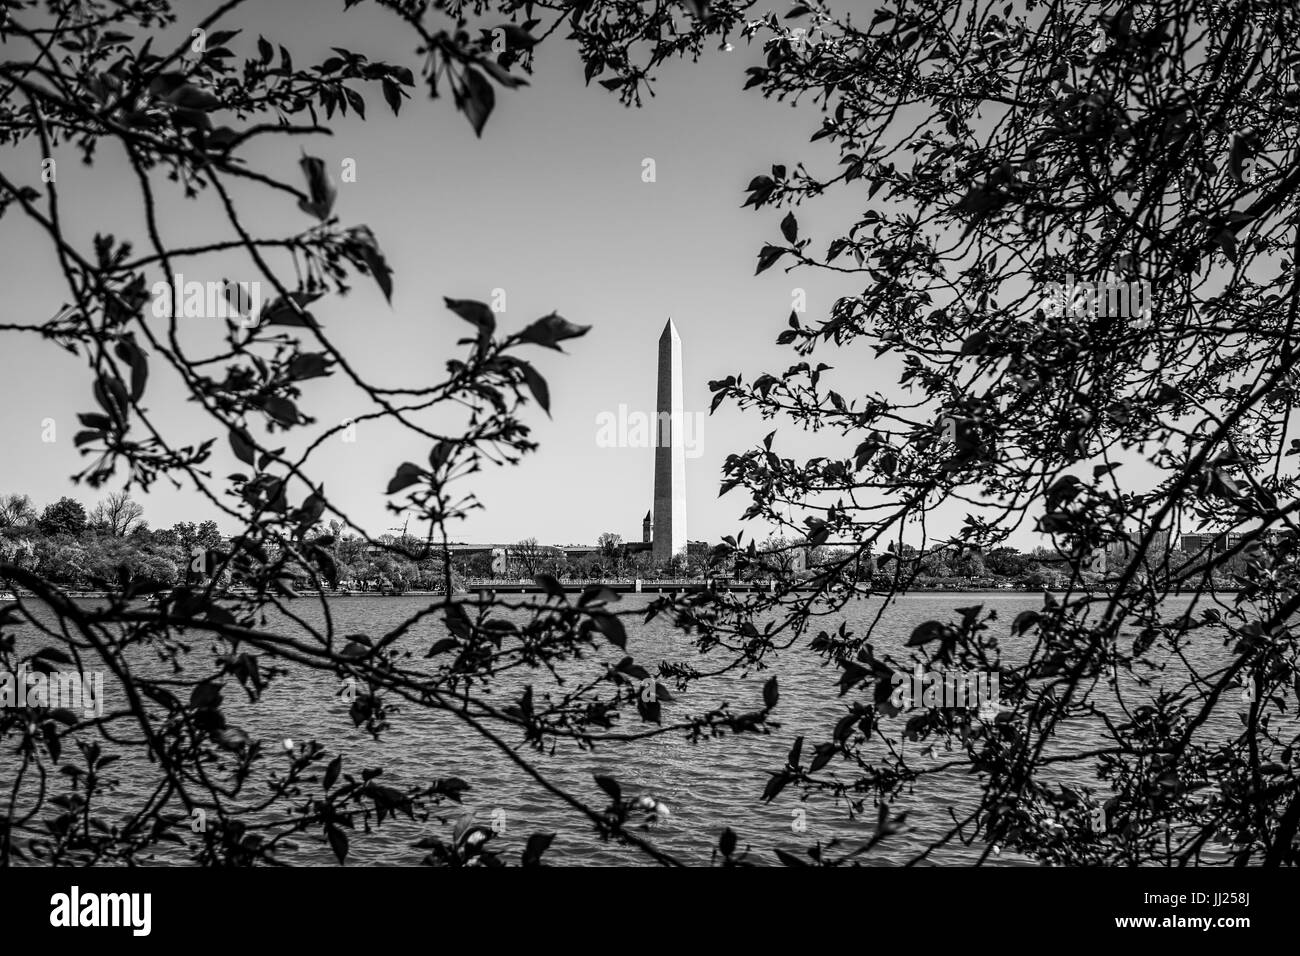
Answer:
[{"left": 2, "top": 586, "right": 1235, "bottom": 600}]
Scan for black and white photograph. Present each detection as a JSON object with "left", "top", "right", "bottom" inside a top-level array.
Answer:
[{"left": 0, "top": 0, "right": 1290, "bottom": 936}]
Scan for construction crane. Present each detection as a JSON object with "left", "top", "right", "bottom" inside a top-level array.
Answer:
[{"left": 388, "top": 513, "right": 411, "bottom": 546}]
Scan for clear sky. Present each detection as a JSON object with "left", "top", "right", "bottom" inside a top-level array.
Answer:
[
  {"left": 2, "top": 0, "right": 894, "bottom": 549},
  {"left": 8, "top": 0, "right": 1090, "bottom": 554}
]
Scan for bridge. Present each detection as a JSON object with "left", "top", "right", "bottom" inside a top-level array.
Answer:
[{"left": 461, "top": 578, "right": 809, "bottom": 594}]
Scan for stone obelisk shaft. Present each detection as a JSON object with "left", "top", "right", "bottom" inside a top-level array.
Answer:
[{"left": 652, "top": 320, "right": 687, "bottom": 564}]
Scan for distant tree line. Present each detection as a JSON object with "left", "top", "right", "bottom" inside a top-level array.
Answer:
[
  {"left": 0, "top": 492, "right": 460, "bottom": 593},
  {"left": 0, "top": 491, "right": 222, "bottom": 590},
  {"left": 866, "top": 542, "right": 1249, "bottom": 591}
]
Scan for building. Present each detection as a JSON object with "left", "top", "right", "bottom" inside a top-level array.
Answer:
[
  {"left": 596, "top": 514, "right": 655, "bottom": 562},
  {"left": 1103, "top": 528, "right": 1171, "bottom": 566},
  {"left": 444, "top": 322, "right": 694, "bottom": 576},
  {"left": 651, "top": 319, "right": 687, "bottom": 563},
  {"left": 1179, "top": 532, "right": 1242, "bottom": 555}
]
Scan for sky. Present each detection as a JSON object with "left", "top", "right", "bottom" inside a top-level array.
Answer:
[{"left": 0, "top": 0, "right": 1070, "bottom": 552}]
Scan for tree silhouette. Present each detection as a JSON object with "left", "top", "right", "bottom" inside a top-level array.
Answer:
[
  {"left": 88, "top": 491, "right": 144, "bottom": 537},
  {"left": 0, "top": 495, "right": 37, "bottom": 530},
  {"left": 0, "top": 0, "right": 774, "bottom": 868},
  {"left": 692, "top": 0, "right": 1300, "bottom": 865},
  {"left": 36, "top": 497, "right": 88, "bottom": 538}
]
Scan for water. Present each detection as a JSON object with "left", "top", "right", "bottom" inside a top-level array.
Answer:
[{"left": 2, "top": 592, "right": 1248, "bottom": 866}]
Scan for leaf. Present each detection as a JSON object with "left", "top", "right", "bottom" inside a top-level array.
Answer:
[
  {"left": 263, "top": 395, "right": 299, "bottom": 427},
  {"left": 762, "top": 771, "right": 793, "bottom": 802},
  {"left": 719, "top": 827, "right": 737, "bottom": 857},
  {"left": 496, "top": 23, "right": 538, "bottom": 50},
  {"left": 590, "top": 611, "right": 627, "bottom": 649},
  {"left": 514, "top": 360, "right": 551, "bottom": 417},
  {"left": 148, "top": 73, "right": 187, "bottom": 101},
  {"left": 342, "top": 86, "right": 366, "bottom": 119},
  {"left": 578, "top": 585, "right": 620, "bottom": 606},
  {"left": 77, "top": 413, "right": 112, "bottom": 430},
  {"left": 616, "top": 658, "right": 650, "bottom": 681},
  {"left": 444, "top": 297, "right": 495, "bottom": 343},
  {"left": 907, "top": 620, "right": 947, "bottom": 646},
  {"left": 809, "top": 743, "right": 836, "bottom": 773},
  {"left": 93, "top": 373, "right": 130, "bottom": 424},
  {"left": 297, "top": 154, "right": 337, "bottom": 221},
  {"left": 386, "top": 462, "right": 425, "bottom": 494},
  {"left": 113, "top": 335, "right": 148, "bottom": 401},
  {"left": 429, "top": 440, "right": 455, "bottom": 470},
  {"left": 444, "top": 602, "right": 472, "bottom": 640},
  {"left": 326, "top": 824, "right": 349, "bottom": 864},
  {"left": 289, "top": 352, "right": 331, "bottom": 380},
  {"left": 521, "top": 831, "right": 555, "bottom": 866},
  {"left": 189, "top": 682, "right": 222, "bottom": 709},
  {"left": 168, "top": 84, "right": 222, "bottom": 111},
  {"left": 534, "top": 573, "right": 566, "bottom": 600},
  {"left": 343, "top": 226, "right": 393, "bottom": 303},
  {"left": 425, "top": 637, "right": 458, "bottom": 657},
  {"left": 382, "top": 78, "right": 403, "bottom": 116},
  {"left": 805, "top": 519, "right": 830, "bottom": 547},
  {"left": 324, "top": 755, "right": 342, "bottom": 790},
  {"left": 960, "top": 330, "right": 993, "bottom": 355},
  {"left": 260, "top": 291, "right": 323, "bottom": 327},
  {"left": 773, "top": 848, "right": 809, "bottom": 867},
  {"left": 31, "top": 647, "right": 73, "bottom": 665},
  {"left": 743, "top": 175, "right": 776, "bottom": 207},
  {"left": 1011, "top": 610, "right": 1040, "bottom": 635},
  {"left": 1214, "top": 228, "right": 1238, "bottom": 261},
  {"left": 516, "top": 312, "right": 591, "bottom": 351},
  {"left": 756, "top": 245, "right": 787, "bottom": 274},
  {"left": 229, "top": 427, "right": 256, "bottom": 466},
  {"left": 479, "top": 59, "right": 528, "bottom": 89},
  {"left": 593, "top": 774, "right": 621, "bottom": 803},
  {"left": 780, "top": 211, "right": 798, "bottom": 243},
  {"left": 457, "top": 66, "right": 495, "bottom": 136},
  {"left": 787, "top": 735, "right": 804, "bottom": 770},
  {"left": 838, "top": 661, "right": 870, "bottom": 695}
]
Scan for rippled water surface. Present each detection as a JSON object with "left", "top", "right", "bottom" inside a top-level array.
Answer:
[{"left": 5, "top": 592, "right": 1247, "bottom": 866}]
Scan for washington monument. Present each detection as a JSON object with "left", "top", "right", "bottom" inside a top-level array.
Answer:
[{"left": 652, "top": 319, "right": 687, "bottom": 564}]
